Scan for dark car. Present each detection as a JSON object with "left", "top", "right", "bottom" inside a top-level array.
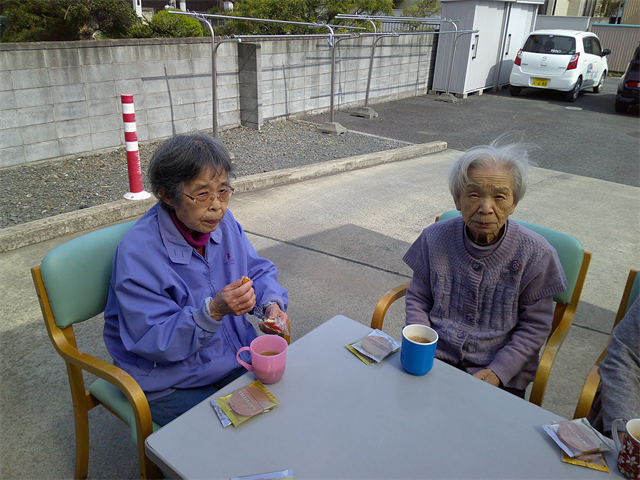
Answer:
[{"left": 615, "top": 43, "right": 640, "bottom": 113}]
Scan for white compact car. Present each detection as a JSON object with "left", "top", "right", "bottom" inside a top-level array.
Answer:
[{"left": 509, "top": 30, "right": 611, "bottom": 102}]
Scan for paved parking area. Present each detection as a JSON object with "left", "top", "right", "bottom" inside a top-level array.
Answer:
[{"left": 303, "top": 79, "right": 640, "bottom": 187}]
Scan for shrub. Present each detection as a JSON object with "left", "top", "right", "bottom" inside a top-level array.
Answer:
[
  {"left": 220, "top": 0, "right": 394, "bottom": 36},
  {"left": 143, "top": 9, "right": 204, "bottom": 38},
  {"left": 89, "top": 0, "right": 138, "bottom": 39},
  {"left": 1, "top": 0, "right": 138, "bottom": 42}
]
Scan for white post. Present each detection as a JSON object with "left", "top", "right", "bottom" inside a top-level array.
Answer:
[{"left": 132, "top": 0, "right": 142, "bottom": 18}]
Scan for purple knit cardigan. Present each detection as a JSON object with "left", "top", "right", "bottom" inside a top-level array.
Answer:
[{"left": 403, "top": 217, "right": 567, "bottom": 389}]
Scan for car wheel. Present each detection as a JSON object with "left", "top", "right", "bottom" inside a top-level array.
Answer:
[
  {"left": 509, "top": 85, "right": 522, "bottom": 96},
  {"left": 593, "top": 72, "right": 606, "bottom": 93},
  {"left": 566, "top": 77, "right": 582, "bottom": 102},
  {"left": 615, "top": 99, "right": 628, "bottom": 113}
]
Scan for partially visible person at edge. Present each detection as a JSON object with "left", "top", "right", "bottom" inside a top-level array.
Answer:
[
  {"left": 589, "top": 296, "right": 640, "bottom": 443},
  {"left": 103, "top": 133, "right": 289, "bottom": 426},
  {"left": 403, "top": 140, "right": 568, "bottom": 397}
]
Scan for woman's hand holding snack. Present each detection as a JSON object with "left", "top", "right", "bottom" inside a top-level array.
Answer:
[
  {"left": 209, "top": 277, "right": 256, "bottom": 320},
  {"left": 260, "top": 303, "right": 290, "bottom": 336}
]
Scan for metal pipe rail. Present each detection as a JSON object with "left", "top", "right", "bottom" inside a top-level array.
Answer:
[
  {"left": 190, "top": 12, "right": 367, "bottom": 32},
  {"left": 335, "top": 15, "right": 464, "bottom": 95},
  {"left": 335, "top": 14, "right": 458, "bottom": 32},
  {"left": 171, "top": 11, "right": 241, "bottom": 135},
  {"left": 229, "top": 33, "right": 361, "bottom": 41},
  {"left": 170, "top": 10, "right": 477, "bottom": 135},
  {"left": 317, "top": 28, "right": 478, "bottom": 124},
  {"left": 169, "top": 9, "right": 364, "bottom": 135},
  {"left": 333, "top": 15, "right": 398, "bottom": 114}
]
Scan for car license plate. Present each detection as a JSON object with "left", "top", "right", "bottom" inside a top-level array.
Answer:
[{"left": 532, "top": 78, "right": 549, "bottom": 87}]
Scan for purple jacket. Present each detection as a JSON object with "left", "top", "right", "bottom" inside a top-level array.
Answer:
[{"left": 104, "top": 204, "right": 288, "bottom": 398}]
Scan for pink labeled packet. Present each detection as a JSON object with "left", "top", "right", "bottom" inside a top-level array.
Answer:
[
  {"left": 543, "top": 418, "right": 614, "bottom": 457},
  {"left": 215, "top": 381, "right": 279, "bottom": 427}
]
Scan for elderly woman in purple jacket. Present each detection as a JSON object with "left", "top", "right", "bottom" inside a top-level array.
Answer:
[
  {"left": 104, "top": 134, "right": 289, "bottom": 425},
  {"left": 403, "top": 141, "right": 567, "bottom": 397}
]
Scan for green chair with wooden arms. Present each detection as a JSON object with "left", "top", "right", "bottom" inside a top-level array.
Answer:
[
  {"left": 31, "top": 221, "right": 162, "bottom": 480},
  {"left": 573, "top": 268, "right": 639, "bottom": 419},
  {"left": 371, "top": 210, "right": 591, "bottom": 407}
]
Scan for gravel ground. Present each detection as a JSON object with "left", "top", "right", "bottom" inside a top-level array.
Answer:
[{"left": 0, "top": 121, "right": 408, "bottom": 229}]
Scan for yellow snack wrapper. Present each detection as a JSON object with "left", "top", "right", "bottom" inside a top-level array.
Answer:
[
  {"left": 216, "top": 381, "right": 279, "bottom": 427},
  {"left": 346, "top": 344, "right": 374, "bottom": 365},
  {"left": 561, "top": 451, "right": 610, "bottom": 472}
]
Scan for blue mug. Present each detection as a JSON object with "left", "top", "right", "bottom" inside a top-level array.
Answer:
[{"left": 401, "top": 324, "right": 438, "bottom": 376}]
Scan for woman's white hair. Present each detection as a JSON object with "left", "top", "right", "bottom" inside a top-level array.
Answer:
[{"left": 447, "top": 138, "right": 533, "bottom": 205}]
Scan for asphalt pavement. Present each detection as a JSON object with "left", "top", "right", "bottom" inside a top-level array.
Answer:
[
  {"left": 303, "top": 79, "right": 640, "bottom": 187},
  {"left": 1, "top": 87, "right": 639, "bottom": 479}
]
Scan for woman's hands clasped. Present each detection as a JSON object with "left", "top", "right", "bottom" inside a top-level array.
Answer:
[{"left": 208, "top": 277, "right": 256, "bottom": 321}]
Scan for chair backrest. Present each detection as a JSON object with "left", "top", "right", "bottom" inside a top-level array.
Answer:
[
  {"left": 436, "top": 210, "right": 584, "bottom": 305},
  {"left": 626, "top": 270, "right": 640, "bottom": 315},
  {"left": 40, "top": 221, "right": 135, "bottom": 328},
  {"left": 613, "top": 269, "right": 639, "bottom": 330},
  {"left": 573, "top": 268, "right": 638, "bottom": 420}
]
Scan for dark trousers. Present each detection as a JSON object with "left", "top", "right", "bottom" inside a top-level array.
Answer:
[{"left": 148, "top": 367, "right": 247, "bottom": 426}]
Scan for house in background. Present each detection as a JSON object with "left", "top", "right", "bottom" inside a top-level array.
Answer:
[
  {"left": 131, "top": 0, "right": 232, "bottom": 16},
  {"left": 540, "top": 0, "right": 639, "bottom": 24}
]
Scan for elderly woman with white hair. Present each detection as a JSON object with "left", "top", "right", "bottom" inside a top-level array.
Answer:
[{"left": 403, "top": 141, "right": 568, "bottom": 397}]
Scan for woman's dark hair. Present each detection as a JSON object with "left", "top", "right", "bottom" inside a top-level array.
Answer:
[{"left": 148, "top": 134, "right": 233, "bottom": 210}]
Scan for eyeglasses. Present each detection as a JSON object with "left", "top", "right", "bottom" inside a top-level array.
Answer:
[{"left": 182, "top": 187, "right": 235, "bottom": 207}]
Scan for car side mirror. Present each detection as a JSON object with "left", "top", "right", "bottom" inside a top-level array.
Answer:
[{"left": 602, "top": 49, "right": 611, "bottom": 56}]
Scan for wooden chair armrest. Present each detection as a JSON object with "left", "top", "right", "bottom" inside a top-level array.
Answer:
[
  {"left": 68, "top": 347, "right": 162, "bottom": 479},
  {"left": 52, "top": 327, "right": 153, "bottom": 438},
  {"left": 573, "top": 364, "right": 602, "bottom": 419},
  {"left": 529, "top": 303, "right": 577, "bottom": 406},
  {"left": 371, "top": 281, "right": 410, "bottom": 330}
]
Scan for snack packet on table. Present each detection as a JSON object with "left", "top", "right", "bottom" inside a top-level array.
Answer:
[
  {"left": 230, "top": 469, "right": 294, "bottom": 480},
  {"left": 211, "top": 401, "right": 232, "bottom": 428},
  {"left": 347, "top": 329, "right": 401, "bottom": 364},
  {"left": 543, "top": 418, "right": 614, "bottom": 457},
  {"left": 561, "top": 450, "right": 610, "bottom": 472},
  {"left": 215, "top": 380, "right": 279, "bottom": 427}
]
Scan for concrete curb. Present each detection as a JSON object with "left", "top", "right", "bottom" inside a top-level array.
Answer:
[{"left": 0, "top": 141, "right": 447, "bottom": 253}]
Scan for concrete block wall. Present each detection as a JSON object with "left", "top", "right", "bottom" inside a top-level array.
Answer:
[
  {"left": 0, "top": 37, "right": 239, "bottom": 168},
  {"left": 259, "top": 34, "right": 437, "bottom": 122},
  {"left": 1, "top": 34, "right": 437, "bottom": 168}
]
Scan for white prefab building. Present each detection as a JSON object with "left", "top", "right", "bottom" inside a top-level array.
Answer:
[{"left": 432, "top": 0, "right": 544, "bottom": 95}]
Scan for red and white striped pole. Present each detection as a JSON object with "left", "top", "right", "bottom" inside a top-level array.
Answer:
[{"left": 121, "top": 94, "right": 150, "bottom": 200}]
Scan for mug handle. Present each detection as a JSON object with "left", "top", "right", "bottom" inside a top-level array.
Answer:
[
  {"left": 612, "top": 418, "right": 627, "bottom": 452},
  {"left": 236, "top": 346, "right": 254, "bottom": 372}
]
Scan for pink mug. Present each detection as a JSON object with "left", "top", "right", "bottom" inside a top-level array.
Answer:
[
  {"left": 236, "top": 335, "right": 287, "bottom": 384},
  {"left": 612, "top": 418, "right": 640, "bottom": 479}
]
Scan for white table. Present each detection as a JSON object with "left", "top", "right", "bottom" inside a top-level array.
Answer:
[{"left": 145, "top": 315, "right": 622, "bottom": 479}]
